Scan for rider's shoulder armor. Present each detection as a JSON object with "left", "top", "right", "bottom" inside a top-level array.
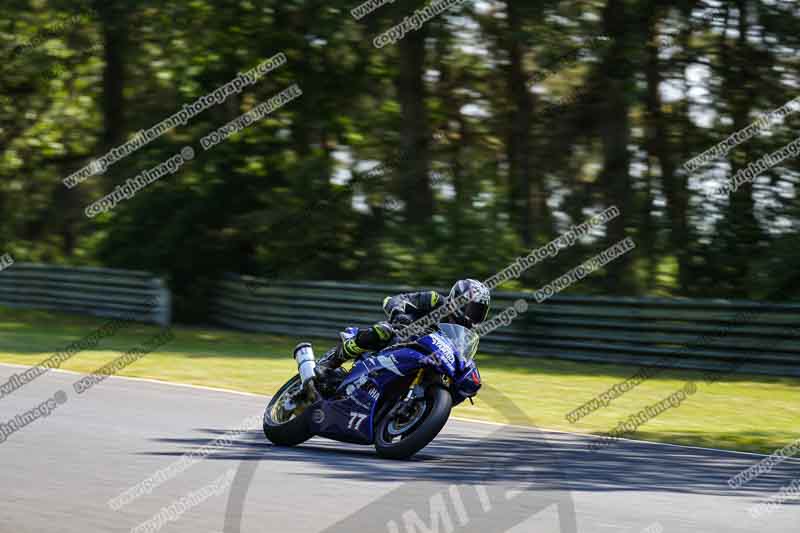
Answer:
[{"left": 383, "top": 291, "right": 444, "bottom": 321}]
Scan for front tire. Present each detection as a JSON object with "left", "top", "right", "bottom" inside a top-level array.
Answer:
[
  {"left": 263, "top": 375, "right": 315, "bottom": 446},
  {"left": 375, "top": 385, "right": 452, "bottom": 460}
]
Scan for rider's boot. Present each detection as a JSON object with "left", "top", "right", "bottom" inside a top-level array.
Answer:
[
  {"left": 315, "top": 324, "right": 393, "bottom": 384},
  {"left": 314, "top": 341, "right": 358, "bottom": 384}
]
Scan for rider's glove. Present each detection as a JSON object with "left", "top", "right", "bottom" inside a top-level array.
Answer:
[{"left": 389, "top": 312, "right": 414, "bottom": 326}]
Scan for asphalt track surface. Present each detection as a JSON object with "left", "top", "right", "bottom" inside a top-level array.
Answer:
[{"left": 0, "top": 363, "right": 798, "bottom": 533}]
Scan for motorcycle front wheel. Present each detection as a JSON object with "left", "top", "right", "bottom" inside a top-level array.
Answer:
[
  {"left": 374, "top": 385, "right": 452, "bottom": 460},
  {"left": 263, "top": 375, "right": 315, "bottom": 447}
]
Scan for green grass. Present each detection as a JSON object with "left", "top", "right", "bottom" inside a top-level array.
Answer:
[{"left": 1, "top": 306, "right": 798, "bottom": 455}]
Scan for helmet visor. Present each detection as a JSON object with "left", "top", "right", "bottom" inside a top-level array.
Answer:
[{"left": 462, "top": 301, "right": 489, "bottom": 327}]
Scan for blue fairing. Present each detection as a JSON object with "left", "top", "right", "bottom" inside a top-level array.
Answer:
[{"left": 307, "top": 325, "right": 481, "bottom": 444}]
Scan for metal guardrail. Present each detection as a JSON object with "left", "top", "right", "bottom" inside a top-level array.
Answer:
[
  {"left": 214, "top": 274, "right": 800, "bottom": 377},
  {"left": 0, "top": 263, "right": 171, "bottom": 326},
  {"left": 3, "top": 264, "right": 794, "bottom": 377}
]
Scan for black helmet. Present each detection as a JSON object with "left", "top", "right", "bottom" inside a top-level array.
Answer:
[{"left": 448, "top": 279, "right": 491, "bottom": 328}]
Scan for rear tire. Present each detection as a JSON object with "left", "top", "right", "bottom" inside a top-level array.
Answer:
[
  {"left": 375, "top": 385, "right": 452, "bottom": 460},
  {"left": 263, "top": 375, "right": 314, "bottom": 447}
]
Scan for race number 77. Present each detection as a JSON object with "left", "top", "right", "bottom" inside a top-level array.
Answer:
[{"left": 348, "top": 412, "right": 368, "bottom": 431}]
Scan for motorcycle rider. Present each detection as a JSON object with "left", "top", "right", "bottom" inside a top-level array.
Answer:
[{"left": 315, "top": 279, "right": 491, "bottom": 382}]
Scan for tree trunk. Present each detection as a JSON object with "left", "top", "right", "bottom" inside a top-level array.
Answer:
[
  {"left": 397, "top": 26, "right": 433, "bottom": 226},
  {"left": 505, "top": 2, "right": 535, "bottom": 247},
  {"left": 97, "top": 0, "right": 127, "bottom": 191},
  {"left": 643, "top": 2, "right": 691, "bottom": 294},
  {"left": 722, "top": 0, "right": 761, "bottom": 297},
  {"left": 599, "top": 0, "right": 635, "bottom": 293}
]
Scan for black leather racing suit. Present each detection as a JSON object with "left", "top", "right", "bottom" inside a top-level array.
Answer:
[{"left": 317, "top": 290, "right": 445, "bottom": 372}]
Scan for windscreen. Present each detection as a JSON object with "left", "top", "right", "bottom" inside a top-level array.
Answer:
[{"left": 435, "top": 323, "right": 480, "bottom": 361}]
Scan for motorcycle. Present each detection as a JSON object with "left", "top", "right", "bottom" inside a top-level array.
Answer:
[{"left": 263, "top": 323, "right": 483, "bottom": 459}]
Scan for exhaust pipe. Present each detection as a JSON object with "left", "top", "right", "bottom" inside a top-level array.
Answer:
[{"left": 294, "top": 342, "right": 316, "bottom": 384}]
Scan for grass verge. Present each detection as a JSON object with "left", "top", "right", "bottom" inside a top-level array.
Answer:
[{"left": 1, "top": 307, "right": 798, "bottom": 454}]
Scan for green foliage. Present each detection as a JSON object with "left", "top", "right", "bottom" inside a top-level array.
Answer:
[{"left": 1, "top": 0, "right": 798, "bottom": 321}]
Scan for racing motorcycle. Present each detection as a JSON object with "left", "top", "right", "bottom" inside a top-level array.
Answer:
[{"left": 263, "top": 323, "right": 483, "bottom": 459}]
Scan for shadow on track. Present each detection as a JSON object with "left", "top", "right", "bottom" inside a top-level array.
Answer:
[{"left": 142, "top": 424, "right": 800, "bottom": 499}]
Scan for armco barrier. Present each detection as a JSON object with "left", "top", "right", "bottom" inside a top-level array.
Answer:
[
  {"left": 213, "top": 274, "right": 800, "bottom": 377},
  {"left": 0, "top": 263, "right": 170, "bottom": 326}
]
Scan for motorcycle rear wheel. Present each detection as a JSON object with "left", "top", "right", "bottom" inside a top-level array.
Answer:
[{"left": 374, "top": 385, "right": 452, "bottom": 460}]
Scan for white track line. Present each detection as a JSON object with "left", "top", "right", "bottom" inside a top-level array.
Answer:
[
  {"left": 0, "top": 362, "right": 266, "bottom": 398},
  {"left": 0, "top": 362, "right": 788, "bottom": 459}
]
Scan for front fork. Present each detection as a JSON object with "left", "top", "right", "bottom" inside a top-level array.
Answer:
[{"left": 395, "top": 368, "right": 426, "bottom": 418}]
